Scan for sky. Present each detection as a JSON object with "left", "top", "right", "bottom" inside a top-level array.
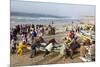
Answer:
[{"left": 11, "top": 0, "right": 95, "bottom": 17}]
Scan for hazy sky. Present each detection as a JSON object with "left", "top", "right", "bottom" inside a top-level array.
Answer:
[{"left": 11, "top": 0, "right": 95, "bottom": 17}]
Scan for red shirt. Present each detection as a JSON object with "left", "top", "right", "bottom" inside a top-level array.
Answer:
[{"left": 68, "top": 31, "right": 73, "bottom": 39}]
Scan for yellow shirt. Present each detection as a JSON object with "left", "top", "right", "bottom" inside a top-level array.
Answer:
[{"left": 18, "top": 42, "right": 26, "bottom": 49}]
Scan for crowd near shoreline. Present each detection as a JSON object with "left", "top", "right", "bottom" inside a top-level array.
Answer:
[{"left": 10, "top": 22, "right": 95, "bottom": 66}]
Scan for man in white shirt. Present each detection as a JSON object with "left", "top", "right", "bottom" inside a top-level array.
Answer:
[
  {"left": 43, "top": 38, "right": 57, "bottom": 57},
  {"left": 46, "top": 43, "right": 53, "bottom": 52},
  {"left": 43, "top": 43, "right": 53, "bottom": 57}
]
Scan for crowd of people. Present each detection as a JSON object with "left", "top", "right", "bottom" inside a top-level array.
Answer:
[
  {"left": 10, "top": 24, "right": 56, "bottom": 56},
  {"left": 10, "top": 24, "right": 44, "bottom": 54},
  {"left": 10, "top": 23, "right": 95, "bottom": 62}
]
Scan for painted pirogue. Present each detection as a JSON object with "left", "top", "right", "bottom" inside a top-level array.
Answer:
[{"left": 76, "top": 33, "right": 92, "bottom": 45}]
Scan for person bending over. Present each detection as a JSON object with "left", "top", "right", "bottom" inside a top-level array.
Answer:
[
  {"left": 17, "top": 41, "right": 26, "bottom": 56},
  {"left": 43, "top": 38, "right": 57, "bottom": 57}
]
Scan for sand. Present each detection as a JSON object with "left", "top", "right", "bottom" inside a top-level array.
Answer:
[
  {"left": 10, "top": 22, "right": 94, "bottom": 67},
  {"left": 10, "top": 32, "right": 82, "bottom": 67}
]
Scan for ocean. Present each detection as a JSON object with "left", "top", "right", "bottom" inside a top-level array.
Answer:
[{"left": 10, "top": 12, "right": 89, "bottom": 27}]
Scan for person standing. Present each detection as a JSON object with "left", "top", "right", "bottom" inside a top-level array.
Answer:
[
  {"left": 89, "top": 41, "right": 95, "bottom": 61},
  {"left": 30, "top": 38, "right": 41, "bottom": 58},
  {"left": 30, "top": 29, "right": 37, "bottom": 40},
  {"left": 10, "top": 39, "right": 17, "bottom": 54},
  {"left": 80, "top": 42, "right": 88, "bottom": 57}
]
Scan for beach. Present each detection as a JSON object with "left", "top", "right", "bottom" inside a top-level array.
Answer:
[
  {"left": 10, "top": 24, "right": 81, "bottom": 67},
  {"left": 8, "top": 1, "right": 96, "bottom": 67},
  {"left": 10, "top": 20, "right": 95, "bottom": 67}
]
